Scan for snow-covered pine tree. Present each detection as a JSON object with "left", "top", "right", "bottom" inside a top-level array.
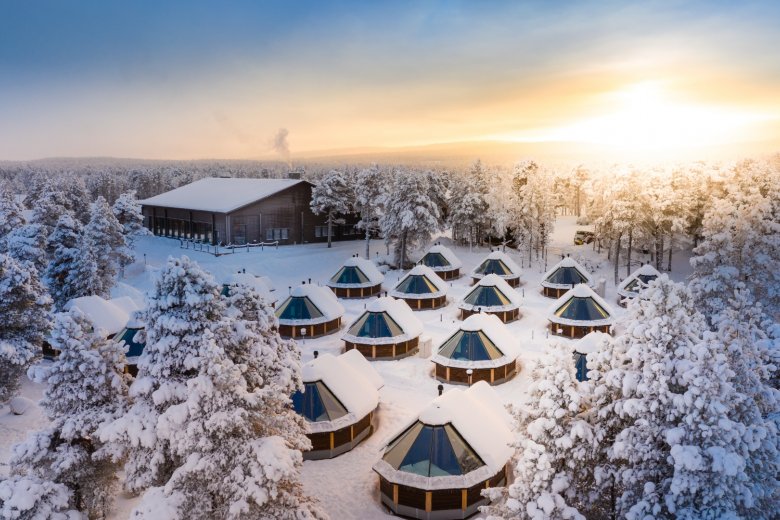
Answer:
[
  {"left": 11, "top": 309, "right": 129, "bottom": 519},
  {"left": 449, "top": 163, "right": 490, "bottom": 248},
  {"left": 483, "top": 343, "right": 593, "bottom": 520},
  {"left": 99, "top": 256, "right": 225, "bottom": 494},
  {"left": 84, "top": 196, "right": 132, "bottom": 296},
  {"left": 0, "top": 188, "right": 25, "bottom": 239},
  {"left": 310, "top": 170, "right": 355, "bottom": 248},
  {"left": 60, "top": 177, "right": 92, "bottom": 225},
  {"left": 0, "top": 475, "right": 81, "bottom": 520},
  {"left": 0, "top": 253, "right": 51, "bottom": 403},
  {"left": 379, "top": 169, "right": 441, "bottom": 269},
  {"left": 709, "top": 287, "right": 779, "bottom": 517},
  {"left": 2, "top": 223, "right": 48, "bottom": 274},
  {"left": 354, "top": 165, "right": 388, "bottom": 259},
  {"left": 603, "top": 275, "right": 746, "bottom": 519},
  {"left": 511, "top": 160, "right": 556, "bottom": 264},
  {"left": 46, "top": 215, "right": 96, "bottom": 310},
  {"left": 112, "top": 190, "right": 146, "bottom": 249},
  {"left": 29, "top": 181, "right": 72, "bottom": 236}
]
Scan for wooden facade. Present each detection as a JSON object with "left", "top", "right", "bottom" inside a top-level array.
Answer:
[
  {"left": 472, "top": 276, "right": 520, "bottom": 288},
  {"left": 459, "top": 307, "right": 520, "bottom": 324},
  {"left": 542, "top": 286, "right": 570, "bottom": 299},
  {"left": 395, "top": 295, "right": 448, "bottom": 311},
  {"left": 434, "top": 360, "right": 517, "bottom": 386},
  {"left": 378, "top": 465, "right": 507, "bottom": 520},
  {"left": 304, "top": 411, "right": 375, "bottom": 460},
  {"left": 344, "top": 336, "right": 419, "bottom": 360},
  {"left": 330, "top": 284, "right": 383, "bottom": 299},
  {"left": 550, "top": 323, "right": 611, "bottom": 339},
  {"left": 434, "top": 267, "right": 461, "bottom": 281},
  {"left": 142, "top": 181, "right": 360, "bottom": 246},
  {"left": 279, "top": 317, "right": 342, "bottom": 339}
]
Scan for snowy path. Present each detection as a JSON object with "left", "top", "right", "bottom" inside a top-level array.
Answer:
[{"left": 0, "top": 216, "right": 694, "bottom": 519}]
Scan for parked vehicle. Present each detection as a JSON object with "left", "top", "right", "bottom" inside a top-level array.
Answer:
[{"left": 574, "top": 230, "right": 595, "bottom": 245}]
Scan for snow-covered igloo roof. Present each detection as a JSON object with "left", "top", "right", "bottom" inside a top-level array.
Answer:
[
  {"left": 548, "top": 284, "right": 614, "bottom": 327},
  {"left": 373, "top": 381, "right": 513, "bottom": 490},
  {"left": 342, "top": 297, "right": 424, "bottom": 344},
  {"left": 573, "top": 331, "right": 611, "bottom": 354},
  {"left": 222, "top": 272, "right": 278, "bottom": 304},
  {"left": 470, "top": 251, "right": 521, "bottom": 280},
  {"left": 390, "top": 265, "right": 448, "bottom": 299},
  {"left": 66, "top": 295, "right": 141, "bottom": 337},
  {"left": 541, "top": 257, "right": 594, "bottom": 289},
  {"left": 295, "top": 350, "right": 383, "bottom": 433},
  {"left": 419, "top": 244, "right": 462, "bottom": 271},
  {"left": 276, "top": 283, "right": 345, "bottom": 325},
  {"left": 432, "top": 313, "right": 520, "bottom": 368},
  {"left": 617, "top": 264, "right": 661, "bottom": 298},
  {"left": 458, "top": 274, "right": 521, "bottom": 312},
  {"left": 327, "top": 256, "right": 384, "bottom": 289}
]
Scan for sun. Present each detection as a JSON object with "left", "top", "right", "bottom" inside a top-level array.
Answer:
[{"left": 496, "top": 81, "right": 771, "bottom": 154}]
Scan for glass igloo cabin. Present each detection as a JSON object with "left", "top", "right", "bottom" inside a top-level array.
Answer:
[
  {"left": 457, "top": 274, "right": 522, "bottom": 323},
  {"left": 470, "top": 251, "right": 521, "bottom": 288},
  {"left": 373, "top": 382, "right": 513, "bottom": 519},
  {"left": 114, "top": 310, "right": 146, "bottom": 377},
  {"left": 616, "top": 263, "right": 660, "bottom": 306},
  {"left": 418, "top": 244, "right": 462, "bottom": 280},
  {"left": 293, "top": 350, "right": 383, "bottom": 459},
  {"left": 432, "top": 313, "right": 520, "bottom": 386},
  {"left": 540, "top": 256, "right": 594, "bottom": 298},
  {"left": 276, "top": 283, "right": 345, "bottom": 339},
  {"left": 342, "top": 297, "right": 424, "bottom": 359},
  {"left": 390, "top": 265, "right": 449, "bottom": 310},
  {"left": 548, "top": 284, "right": 614, "bottom": 338},
  {"left": 326, "top": 256, "right": 384, "bottom": 298},
  {"left": 220, "top": 272, "right": 278, "bottom": 307}
]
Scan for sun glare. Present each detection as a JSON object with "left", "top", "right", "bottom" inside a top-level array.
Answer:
[{"left": 497, "top": 81, "right": 771, "bottom": 154}]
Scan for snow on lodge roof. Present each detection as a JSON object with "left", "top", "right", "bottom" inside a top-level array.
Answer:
[
  {"left": 617, "top": 263, "right": 661, "bottom": 298},
  {"left": 548, "top": 284, "right": 615, "bottom": 327},
  {"left": 276, "top": 283, "right": 345, "bottom": 325},
  {"left": 301, "top": 350, "right": 383, "bottom": 433},
  {"left": 432, "top": 313, "right": 520, "bottom": 369},
  {"left": 66, "top": 295, "right": 142, "bottom": 337},
  {"left": 458, "top": 273, "right": 522, "bottom": 312},
  {"left": 373, "top": 381, "right": 513, "bottom": 490},
  {"left": 390, "top": 265, "right": 449, "bottom": 299},
  {"left": 327, "top": 256, "right": 385, "bottom": 288},
  {"left": 342, "top": 296, "right": 424, "bottom": 344},
  {"left": 541, "top": 257, "right": 594, "bottom": 289},
  {"left": 573, "top": 331, "right": 611, "bottom": 354},
  {"left": 420, "top": 244, "right": 462, "bottom": 270},
  {"left": 139, "top": 177, "right": 307, "bottom": 213}
]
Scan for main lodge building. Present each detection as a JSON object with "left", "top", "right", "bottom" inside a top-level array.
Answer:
[{"left": 140, "top": 177, "right": 359, "bottom": 246}]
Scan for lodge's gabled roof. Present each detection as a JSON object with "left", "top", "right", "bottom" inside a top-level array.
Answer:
[{"left": 140, "top": 177, "right": 308, "bottom": 213}]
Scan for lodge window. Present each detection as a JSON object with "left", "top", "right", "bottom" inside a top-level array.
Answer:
[
  {"left": 266, "top": 228, "right": 289, "bottom": 241},
  {"left": 314, "top": 225, "right": 332, "bottom": 238}
]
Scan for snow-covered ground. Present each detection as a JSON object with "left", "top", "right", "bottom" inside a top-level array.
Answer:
[{"left": 0, "top": 216, "right": 695, "bottom": 519}]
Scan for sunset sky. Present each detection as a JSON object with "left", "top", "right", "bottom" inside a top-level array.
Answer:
[{"left": 2, "top": 1, "right": 779, "bottom": 161}]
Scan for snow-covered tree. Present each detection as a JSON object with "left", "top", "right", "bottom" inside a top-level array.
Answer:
[
  {"left": 0, "top": 254, "right": 51, "bottom": 403},
  {"left": 511, "top": 160, "right": 556, "bottom": 264},
  {"left": 449, "top": 162, "right": 490, "bottom": 248},
  {"left": 0, "top": 188, "right": 25, "bottom": 239},
  {"left": 0, "top": 475, "right": 81, "bottom": 520},
  {"left": 380, "top": 169, "right": 441, "bottom": 268},
  {"left": 11, "top": 310, "right": 129, "bottom": 519},
  {"left": 690, "top": 160, "right": 780, "bottom": 319},
  {"left": 84, "top": 196, "right": 131, "bottom": 296},
  {"left": 353, "top": 165, "right": 388, "bottom": 259},
  {"left": 99, "top": 256, "right": 225, "bottom": 494},
  {"left": 29, "top": 182, "right": 72, "bottom": 236},
  {"left": 483, "top": 343, "right": 593, "bottom": 520},
  {"left": 112, "top": 190, "right": 145, "bottom": 249},
  {"left": 2, "top": 223, "right": 48, "bottom": 274},
  {"left": 45, "top": 215, "right": 95, "bottom": 310},
  {"left": 102, "top": 257, "right": 325, "bottom": 518},
  {"left": 310, "top": 170, "right": 355, "bottom": 248},
  {"left": 709, "top": 288, "right": 779, "bottom": 517}
]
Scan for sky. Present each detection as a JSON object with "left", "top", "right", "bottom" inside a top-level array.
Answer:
[{"left": 1, "top": 0, "right": 779, "bottom": 161}]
